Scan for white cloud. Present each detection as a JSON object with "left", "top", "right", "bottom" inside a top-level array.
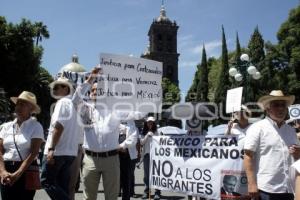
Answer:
[
  {"left": 191, "top": 40, "right": 222, "bottom": 56},
  {"left": 178, "top": 34, "right": 194, "bottom": 48}
]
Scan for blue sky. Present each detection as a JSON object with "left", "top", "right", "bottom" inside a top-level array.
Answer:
[{"left": 1, "top": 0, "right": 299, "bottom": 96}]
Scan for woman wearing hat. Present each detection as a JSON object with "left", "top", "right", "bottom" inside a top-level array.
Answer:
[
  {"left": 140, "top": 116, "right": 161, "bottom": 200},
  {"left": 0, "top": 91, "right": 44, "bottom": 200}
]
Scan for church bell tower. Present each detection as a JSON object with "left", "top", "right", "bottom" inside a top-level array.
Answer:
[{"left": 142, "top": 2, "right": 179, "bottom": 86}]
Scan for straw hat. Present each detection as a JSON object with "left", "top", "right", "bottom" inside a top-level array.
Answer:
[
  {"left": 257, "top": 90, "right": 295, "bottom": 110},
  {"left": 10, "top": 91, "right": 41, "bottom": 114},
  {"left": 49, "top": 77, "right": 73, "bottom": 89},
  {"left": 146, "top": 116, "right": 156, "bottom": 122}
]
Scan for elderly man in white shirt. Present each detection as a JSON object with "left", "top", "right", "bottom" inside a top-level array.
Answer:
[
  {"left": 76, "top": 68, "right": 145, "bottom": 200},
  {"left": 244, "top": 90, "right": 300, "bottom": 200}
]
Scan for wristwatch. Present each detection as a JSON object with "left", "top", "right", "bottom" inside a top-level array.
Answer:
[{"left": 48, "top": 147, "right": 55, "bottom": 151}]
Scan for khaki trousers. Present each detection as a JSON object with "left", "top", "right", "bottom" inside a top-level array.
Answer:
[{"left": 82, "top": 153, "right": 120, "bottom": 200}]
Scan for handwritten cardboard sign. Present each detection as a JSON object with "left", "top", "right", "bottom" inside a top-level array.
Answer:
[{"left": 96, "top": 53, "right": 163, "bottom": 113}]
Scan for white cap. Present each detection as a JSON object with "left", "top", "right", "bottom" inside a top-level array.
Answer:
[{"left": 146, "top": 116, "right": 155, "bottom": 122}]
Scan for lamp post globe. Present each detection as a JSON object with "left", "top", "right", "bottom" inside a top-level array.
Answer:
[
  {"left": 229, "top": 67, "right": 238, "bottom": 77},
  {"left": 247, "top": 65, "right": 257, "bottom": 75},
  {"left": 252, "top": 71, "right": 261, "bottom": 80},
  {"left": 234, "top": 73, "right": 243, "bottom": 82},
  {"left": 230, "top": 53, "right": 261, "bottom": 103},
  {"left": 240, "top": 54, "right": 250, "bottom": 62}
]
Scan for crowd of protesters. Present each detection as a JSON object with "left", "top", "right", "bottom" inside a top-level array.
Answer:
[{"left": 0, "top": 65, "right": 300, "bottom": 200}]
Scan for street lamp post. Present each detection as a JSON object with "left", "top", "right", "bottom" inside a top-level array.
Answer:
[{"left": 229, "top": 53, "right": 261, "bottom": 103}]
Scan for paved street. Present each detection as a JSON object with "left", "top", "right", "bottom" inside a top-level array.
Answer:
[{"left": 34, "top": 164, "right": 188, "bottom": 200}]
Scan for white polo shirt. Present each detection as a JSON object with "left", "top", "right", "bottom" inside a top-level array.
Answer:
[
  {"left": 0, "top": 118, "right": 44, "bottom": 161},
  {"left": 44, "top": 95, "right": 80, "bottom": 156},
  {"left": 244, "top": 117, "right": 298, "bottom": 193}
]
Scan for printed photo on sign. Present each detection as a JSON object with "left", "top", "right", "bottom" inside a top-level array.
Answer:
[{"left": 220, "top": 170, "right": 250, "bottom": 200}]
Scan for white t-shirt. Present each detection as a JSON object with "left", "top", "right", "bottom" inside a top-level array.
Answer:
[
  {"left": 0, "top": 118, "right": 44, "bottom": 161},
  {"left": 119, "top": 121, "right": 138, "bottom": 160},
  {"left": 44, "top": 96, "right": 80, "bottom": 156},
  {"left": 244, "top": 117, "right": 298, "bottom": 193},
  {"left": 230, "top": 123, "right": 251, "bottom": 143},
  {"left": 141, "top": 131, "right": 159, "bottom": 155}
]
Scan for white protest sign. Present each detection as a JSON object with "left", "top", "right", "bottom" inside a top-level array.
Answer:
[
  {"left": 150, "top": 135, "right": 250, "bottom": 200},
  {"left": 226, "top": 87, "right": 243, "bottom": 114},
  {"left": 96, "top": 53, "right": 162, "bottom": 113},
  {"left": 289, "top": 104, "right": 300, "bottom": 120},
  {"left": 60, "top": 71, "right": 89, "bottom": 85}
]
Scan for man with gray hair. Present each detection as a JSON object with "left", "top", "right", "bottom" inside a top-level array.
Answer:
[
  {"left": 221, "top": 175, "right": 241, "bottom": 197},
  {"left": 75, "top": 68, "right": 145, "bottom": 200},
  {"left": 244, "top": 90, "right": 300, "bottom": 200}
]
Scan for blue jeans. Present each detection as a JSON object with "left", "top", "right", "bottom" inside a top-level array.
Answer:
[
  {"left": 41, "top": 155, "right": 75, "bottom": 200},
  {"left": 143, "top": 154, "right": 150, "bottom": 193},
  {"left": 142, "top": 154, "right": 160, "bottom": 196},
  {"left": 259, "top": 190, "right": 294, "bottom": 200}
]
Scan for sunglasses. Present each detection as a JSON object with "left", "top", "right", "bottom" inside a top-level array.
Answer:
[{"left": 53, "top": 84, "right": 66, "bottom": 91}]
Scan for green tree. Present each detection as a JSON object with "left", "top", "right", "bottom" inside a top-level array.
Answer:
[
  {"left": 0, "top": 16, "right": 51, "bottom": 128},
  {"left": 248, "top": 26, "right": 265, "bottom": 65},
  {"left": 0, "top": 88, "right": 11, "bottom": 124},
  {"left": 162, "top": 77, "right": 180, "bottom": 106},
  {"left": 196, "top": 45, "right": 209, "bottom": 102},
  {"left": 277, "top": 5, "right": 300, "bottom": 102},
  {"left": 235, "top": 32, "right": 242, "bottom": 63},
  {"left": 207, "top": 57, "right": 220, "bottom": 101},
  {"left": 161, "top": 77, "right": 181, "bottom": 127},
  {"left": 214, "top": 26, "right": 231, "bottom": 123},
  {"left": 34, "top": 21, "right": 50, "bottom": 46},
  {"left": 185, "top": 67, "right": 200, "bottom": 102},
  {"left": 229, "top": 32, "right": 242, "bottom": 89},
  {"left": 248, "top": 26, "right": 265, "bottom": 101},
  {"left": 30, "top": 67, "right": 54, "bottom": 129},
  {"left": 0, "top": 18, "right": 41, "bottom": 96},
  {"left": 262, "top": 42, "right": 291, "bottom": 93}
]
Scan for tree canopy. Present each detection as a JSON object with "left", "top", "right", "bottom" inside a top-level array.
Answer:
[
  {"left": 186, "top": 4, "right": 300, "bottom": 127},
  {"left": 0, "top": 16, "right": 53, "bottom": 128}
]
